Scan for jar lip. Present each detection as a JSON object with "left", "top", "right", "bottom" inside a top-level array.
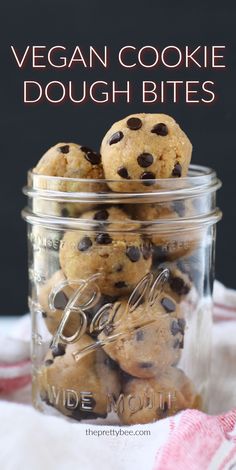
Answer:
[
  {"left": 22, "top": 206, "right": 222, "bottom": 231},
  {"left": 24, "top": 165, "right": 221, "bottom": 202}
]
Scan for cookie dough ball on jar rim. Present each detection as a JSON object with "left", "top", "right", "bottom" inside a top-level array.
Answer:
[
  {"left": 37, "top": 334, "right": 121, "bottom": 421},
  {"left": 32, "top": 142, "right": 107, "bottom": 216},
  {"left": 59, "top": 206, "right": 152, "bottom": 297},
  {"left": 101, "top": 113, "right": 192, "bottom": 192},
  {"left": 98, "top": 291, "right": 186, "bottom": 379},
  {"left": 118, "top": 367, "right": 201, "bottom": 425}
]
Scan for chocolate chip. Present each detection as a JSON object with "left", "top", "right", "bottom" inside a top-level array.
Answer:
[
  {"left": 51, "top": 343, "right": 66, "bottom": 358},
  {"left": 139, "top": 362, "right": 154, "bottom": 369},
  {"left": 171, "top": 320, "right": 181, "bottom": 336},
  {"left": 95, "top": 233, "right": 112, "bottom": 245},
  {"left": 137, "top": 153, "right": 154, "bottom": 168},
  {"left": 80, "top": 146, "right": 93, "bottom": 154},
  {"left": 178, "top": 318, "right": 186, "bottom": 335},
  {"left": 151, "top": 123, "right": 168, "bottom": 136},
  {"left": 78, "top": 236, "right": 92, "bottom": 252},
  {"left": 172, "top": 163, "right": 182, "bottom": 177},
  {"left": 140, "top": 172, "right": 155, "bottom": 186},
  {"left": 117, "top": 166, "right": 130, "bottom": 179},
  {"left": 58, "top": 145, "right": 70, "bottom": 154},
  {"left": 161, "top": 297, "right": 176, "bottom": 313},
  {"left": 152, "top": 245, "right": 169, "bottom": 265},
  {"left": 84, "top": 151, "right": 101, "bottom": 165},
  {"left": 54, "top": 291, "right": 68, "bottom": 310},
  {"left": 109, "top": 131, "right": 124, "bottom": 145},
  {"left": 42, "top": 312, "right": 47, "bottom": 318},
  {"left": 93, "top": 209, "right": 109, "bottom": 221},
  {"left": 126, "top": 246, "right": 141, "bottom": 262},
  {"left": 45, "top": 359, "right": 53, "bottom": 366},
  {"left": 136, "top": 330, "right": 144, "bottom": 341},
  {"left": 61, "top": 207, "right": 69, "bottom": 217},
  {"left": 80, "top": 146, "right": 101, "bottom": 164},
  {"left": 127, "top": 117, "right": 142, "bottom": 130},
  {"left": 114, "top": 281, "right": 127, "bottom": 288},
  {"left": 169, "top": 275, "right": 190, "bottom": 296},
  {"left": 103, "top": 324, "right": 114, "bottom": 336}
]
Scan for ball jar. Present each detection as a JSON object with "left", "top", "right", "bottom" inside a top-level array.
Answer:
[{"left": 22, "top": 165, "right": 221, "bottom": 425}]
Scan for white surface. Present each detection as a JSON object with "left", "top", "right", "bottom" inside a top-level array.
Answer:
[{"left": 0, "top": 316, "right": 21, "bottom": 334}]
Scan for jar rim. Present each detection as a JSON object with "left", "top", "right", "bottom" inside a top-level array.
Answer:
[{"left": 24, "top": 165, "right": 221, "bottom": 202}]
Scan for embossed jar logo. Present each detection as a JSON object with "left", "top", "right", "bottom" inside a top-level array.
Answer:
[{"left": 49, "top": 268, "right": 170, "bottom": 359}]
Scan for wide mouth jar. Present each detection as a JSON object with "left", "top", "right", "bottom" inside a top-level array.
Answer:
[{"left": 22, "top": 164, "right": 222, "bottom": 425}]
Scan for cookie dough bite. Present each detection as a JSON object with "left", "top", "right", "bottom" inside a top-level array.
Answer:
[
  {"left": 38, "top": 335, "right": 121, "bottom": 421},
  {"left": 59, "top": 207, "right": 152, "bottom": 297},
  {"left": 132, "top": 201, "right": 199, "bottom": 262},
  {"left": 33, "top": 142, "right": 107, "bottom": 215},
  {"left": 101, "top": 113, "right": 192, "bottom": 192},
  {"left": 98, "top": 293, "right": 185, "bottom": 378},
  {"left": 118, "top": 368, "right": 201, "bottom": 425},
  {"left": 38, "top": 270, "right": 80, "bottom": 337}
]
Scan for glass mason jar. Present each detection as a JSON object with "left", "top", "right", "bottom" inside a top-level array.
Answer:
[{"left": 22, "top": 165, "right": 222, "bottom": 425}]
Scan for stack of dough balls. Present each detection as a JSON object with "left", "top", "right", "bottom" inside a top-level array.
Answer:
[{"left": 34, "top": 114, "right": 202, "bottom": 424}]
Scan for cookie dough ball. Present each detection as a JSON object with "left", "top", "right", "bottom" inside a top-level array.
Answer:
[
  {"left": 118, "top": 368, "right": 201, "bottom": 425},
  {"left": 38, "top": 270, "right": 81, "bottom": 337},
  {"left": 132, "top": 202, "right": 199, "bottom": 261},
  {"left": 101, "top": 114, "right": 192, "bottom": 192},
  {"left": 99, "top": 294, "right": 185, "bottom": 378},
  {"left": 38, "top": 335, "right": 121, "bottom": 421},
  {"left": 59, "top": 207, "right": 152, "bottom": 297},
  {"left": 33, "top": 142, "right": 106, "bottom": 215}
]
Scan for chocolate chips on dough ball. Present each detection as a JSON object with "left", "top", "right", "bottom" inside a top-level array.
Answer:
[
  {"left": 37, "top": 335, "right": 121, "bottom": 421},
  {"left": 99, "top": 293, "right": 185, "bottom": 378},
  {"left": 33, "top": 142, "right": 107, "bottom": 215},
  {"left": 101, "top": 113, "right": 192, "bottom": 192},
  {"left": 59, "top": 207, "right": 152, "bottom": 297}
]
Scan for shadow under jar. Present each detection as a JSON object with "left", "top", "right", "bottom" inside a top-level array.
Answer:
[{"left": 22, "top": 165, "right": 222, "bottom": 425}]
